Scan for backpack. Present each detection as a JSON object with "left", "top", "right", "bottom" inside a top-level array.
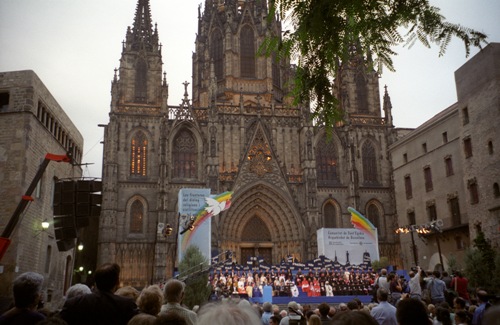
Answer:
[{"left": 288, "top": 314, "right": 307, "bottom": 325}]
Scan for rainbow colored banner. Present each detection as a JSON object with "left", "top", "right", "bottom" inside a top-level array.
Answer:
[
  {"left": 348, "top": 207, "right": 377, "bottom": 241},
  {"left": 180, "top": 191, "right": 233, "bottom": 255}
]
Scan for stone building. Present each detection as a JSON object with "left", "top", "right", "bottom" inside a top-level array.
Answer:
[
  {"left": 0, "top": 70, "right": 84, "bottom": 310},
  {"left": 389, "top": 43, "right": 500, "bottom": 271},
  {"left": 99, "top": 0, "right": 399, "bottom": 287}
]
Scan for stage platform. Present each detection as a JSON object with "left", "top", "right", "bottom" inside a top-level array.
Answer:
[{"left": 251, "top": 295, "right": 372, "bottom": 306}]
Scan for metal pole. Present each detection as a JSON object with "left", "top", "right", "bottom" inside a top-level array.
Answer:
[
  {"left": 410, "top": 230, "right": 418, "bottom": 266},
  {"left": 435, "top": 233, "right": 444, "bottom": 271}
]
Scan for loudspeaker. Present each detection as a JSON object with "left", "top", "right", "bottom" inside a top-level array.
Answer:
[
  {"left": 75, "top": 216, "right": 89, "bottom": 228},
  {"left": 53, "top": 203, "right": 74, "bottom": 216},
  {"left": 56, "top": 238, "right": 75, "bottom": 252},
  {"left": 54, "top": 216, "right": 77, "bottom": 240}
]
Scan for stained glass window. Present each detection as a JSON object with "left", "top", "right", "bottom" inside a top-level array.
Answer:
[
  {"left": 362, "top": 141, "right": 378, "bottom": 185},
  {"left": 131, "top": 131, "right": 148, "bottom": 176},
  {"left": 367, "top": 204, "right": 380, "bottom": 230},
  {"left": 240, "top": 25, "right": 255, "bottom": 78},
  {"left": 324, "top": 202, "right": 337, "bottom": 228},
  {"left": 173, "top": 130, "right": 197, "bottom": 179},
  {"left": 130, "top": 200, "right": 143, "bottom": 233},
  {"left": 316, "top": 138, "right": 339, "bottom": 186}
]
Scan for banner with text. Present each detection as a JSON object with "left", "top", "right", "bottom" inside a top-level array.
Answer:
[
  {"left": 317, "top": 228, "right": 379, "bottom": 265},
  {"left": 178, "top": 188, "right": 211, "bottom": 262}
]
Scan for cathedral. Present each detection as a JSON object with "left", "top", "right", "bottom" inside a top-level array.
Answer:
[{"left": 99, "top": 0, "right": 399, "bottom": 287}]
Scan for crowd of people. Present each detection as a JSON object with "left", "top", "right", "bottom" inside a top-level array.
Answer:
[
  {"left": 208, "top": 267, "right": 375, "bottom": 299},
  {"left": 0, "top": 263, "right": 498, "bottom": 325}
]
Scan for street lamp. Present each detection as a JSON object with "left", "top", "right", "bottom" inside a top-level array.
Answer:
[{"left": 395, "top": 220, "right": 444, "bottom": 269}]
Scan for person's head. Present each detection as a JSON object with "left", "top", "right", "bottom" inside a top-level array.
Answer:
[
  {"left": 287, "top": 301, "right": 300, "bottom": 314},
  {"left": 477, "top": 290, "right": 488, "bottom": 303},
  {"left": 376, "top": 287, "right": 389, "bottom": 302},
  {"left": 137, "top": 285, "right": 163, "bottom": 316},
  {"left": 409, "top": 271, "right": 415, "bottom": 278},
  {"left": 115, "top": 286, "right": 140, "bottom": 300},
  {"left": 155, "top": 311, "right": 187, "bottom": 325},
  {"left": 453, "top": 297, "right": 466, "bottom": 310},
  {"left": 65, "top": 283, "right": 91, "bottom": 300},
  {"left": 94, "top": 263, "right": 120, "bottom": 292},
  {"left": 454, "top": 310, "right": 469, "bottom": 325},
  {"left": 332, "top": 310, "right": 378, "bottom": 325},
  {"left": 262, "top": 301, "right": 272, "bottom": 313},
  {"left": 338, "top": 303, "right": 348, "bottom": 312},
  {"left": 329, "top": 306, "right": 337, "bottom": 318},
  {"left": 381, "top": 269, "right": 387, "bottom": 276},
  {"left": 129, "top": 313, "right": 157, "bottom": 325},
  {"left": 197, "top": 302, "right": 261, "bottom": 325},
  {"left": 164, "top": 279, "right": 185, "bottom": 303},
  {"left": 432, "top": 270, "right": 441, "bottom": 278},
  {"left": 272, "top": 304, "right": 280, "bottom": 315},
  {"left": 318, "top": 302, "right": 330, "bottom": 317},
  {"left": 396, "top": 298, "right": 431, "bottom": 325},
  {"left": 436, "top": 307, "right": 451, "bottom": 323},
  {"left": 269, "top": 315, "right": 281, "bottom": 325},
  {"left": 347, "top": 300, "right": 358, "bottom": 311},
  {"left": 12, "top": 272, "right": 44, "bottom": 309},
  {"left": 308, "top": 314, "right": 321, "bottom": 325}
]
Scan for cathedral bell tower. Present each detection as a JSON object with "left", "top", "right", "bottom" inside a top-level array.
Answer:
[
  {"left": 192, "top": 0, "right": 293, "bottom": 108},
  {"left": 110, "top": 0, "right": 168, "bottom": 111}
]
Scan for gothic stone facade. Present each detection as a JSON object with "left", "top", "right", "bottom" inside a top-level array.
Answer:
[
  {"left": 99, "top": 0, "right": 399, "bottom": 287},
  {"left": 0, "top": 70, "right": 84, "bottom": 310}
]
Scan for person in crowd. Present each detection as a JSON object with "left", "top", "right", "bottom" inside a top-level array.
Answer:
[
  {"left": 0, "top": 272, "right": 46, "bottom": 324},
  {"left": 128, "top": 285, "right": 164, "bottom": 324},
  {"left": 332, "top": 310, "right": 379, "bottom": 325},
  {"left": 453, "top": 297, "right": 472, "bottom": 324},
  {"left": 435, "top": 306, "right": 452, "bottom": 325},
  {"left": 197, "top": 301, "right": 261, "bottom": 325},
  {"left": 279, "top": 301, "right": 305, "bottom": 325},
  {"left": 395, "top": 298, "right": 432, "bottom": 325},
  {"left": 408, "top": 267, "right": 422, "bottom": 300},
  {"left": 308, "top": 314, "right": 321, "bottom": 325},
  {"left": 317, "top": 303, "right": 331, "bottom": 325},
  {"left": 441, "top": 272, "right": 452, "bottom": 289},
  {"left": 427, "top": 271, "right": 446, "bottom": 305},
  {"left": 116, "top": 286, "right": 140, "bottom": 301},
  {"left": 483, "top": 305, "right": 500, "bottom": 325},
  {"left": 347, "top": 300, "right": 358, "bottom": 311},
  {"left": 154, "top": 311, "right": 187, "bottom": 325},
  {"left": 472, "top": 290, "right": 489, "bottom": 325},
  {"left": 377, "top": 269, "right": 390, "bottom": 292},
  {"left": 59, "top": 263, "right": 139, "bottom": 325},
  {"left": 370, "top": 288, "right": 397, "bottom": 325},
  {"left": 65, "top": 284, "right": 91, "bottom": 300},
  {"left": 428, "top": 304, "right": 437, "bottom": 320},
  {"left": 159, "top": 279, "right": 197, "bottom": 325},
  {"left": 262, "top": 302, "right": 273, "bottom": 325},
  {"left": 454, "top": 310, "right": 469, "bottom": 325},
  {"left": 269, "top": 315, "right": 282, "bottom": 325},
  {"left": 450, "top": 272, "right": 470, "bottom": 302},
  {"left": 128, "top": 313, "right": 156, "bottom": 325},
  {"left": 388, "top": 273, "right": 403, "bottom": 305}
]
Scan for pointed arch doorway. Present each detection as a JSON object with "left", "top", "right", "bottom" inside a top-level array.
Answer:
[
  {"left": 239, "top": 215, "right": 273, "bottom": 265},
  {"left": 217, "top": 183, "right": 305, "bottom": 265}
]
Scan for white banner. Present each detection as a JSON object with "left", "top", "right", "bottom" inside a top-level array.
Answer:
[
  {"left": 178, "top": 188, "right": 211, "bottom": 262},
  {"left": 317, "top": 228, "right": 379, "bottom": 265}
]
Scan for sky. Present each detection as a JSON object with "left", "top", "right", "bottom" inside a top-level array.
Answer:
[{"left": 1, "top": 0, "right": 499, "bottom": 179}]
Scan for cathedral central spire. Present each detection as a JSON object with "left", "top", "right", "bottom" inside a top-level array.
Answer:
[{"left": 129, "top": 0, "right": 158, "bottom": 50}]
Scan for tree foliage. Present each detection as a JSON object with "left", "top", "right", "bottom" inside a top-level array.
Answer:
[
  {"left": 178, "top": 246, "right": 212, "bottom": 308},
  {"left": 371, "top": 256, "right": 389, "bottom": 271},
  {"left": 464, "top": 227, "right": 499, "bottom": 293},
  {"left": 262, "top": 0, "right": 488, "bottom": 128}
]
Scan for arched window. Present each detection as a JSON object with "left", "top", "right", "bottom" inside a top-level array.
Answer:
[
  {"left": 130, "top": 200, "right": 144, "bottom": 233},
  {"left": 135, "top": 58, "right": 147, "bottom": 102},
  {"left": 211, "top": 30, "right": 223, "bottom": 81},
  {"left": 323, "top": 202, "right": 338, "bottom": 228},
  {"left": 362, "top": 141, "right": 378, "bottom": 185},
  {"left": 173, "top": 130, "right": 197, "bottom": 179},
  {"left": 272, "top": 52, "right": 281, "bottom": 88},
  {"left": 316, "top": 137, "right": 339, "bottom": 186},
  {"left": 130, "top": 131, "right": 148, "bottom": 176},
  {"left": 240, "top": 25, "right": 255, "bottom": 78},
  {"left": 366, "top": 203, "right": 380, "bottom": 231},
  {"left": 355, "top": 72, "right": 369, "bottom": 113}
]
